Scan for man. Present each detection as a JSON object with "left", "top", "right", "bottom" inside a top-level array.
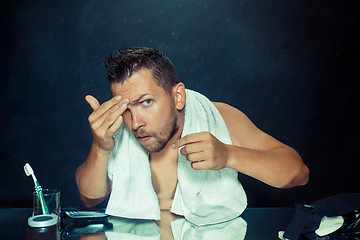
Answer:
[{"left": 76, "top": 47, "right": 309, "bottom": 216}]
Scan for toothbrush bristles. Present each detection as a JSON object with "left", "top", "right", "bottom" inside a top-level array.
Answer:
[{"left": 24, "top": 163, "right": 33, "bottom": 176}]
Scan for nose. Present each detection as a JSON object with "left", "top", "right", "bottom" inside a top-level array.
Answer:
[{"left": 130, "top": 110, "right": 145, "bottom": 131}]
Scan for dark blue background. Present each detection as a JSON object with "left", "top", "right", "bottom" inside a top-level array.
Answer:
[{"left": 1, "top": 0, "right": 359, "bottom": 209}]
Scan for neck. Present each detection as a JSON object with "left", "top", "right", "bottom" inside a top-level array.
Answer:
[{"left": 150, "top": 110, "right": 184, "bottom": 160}]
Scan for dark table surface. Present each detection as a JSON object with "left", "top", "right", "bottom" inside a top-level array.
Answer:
[{"left": 0, "top": 207, "right": 295, "bottom": 239}]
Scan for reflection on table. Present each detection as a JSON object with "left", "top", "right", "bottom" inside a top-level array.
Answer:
[
  {"left": 0, "top": 207, "right": 295, "bottom": 240},
  {"left": 64, "top": 211, "right": 247, "bottom": 240}
]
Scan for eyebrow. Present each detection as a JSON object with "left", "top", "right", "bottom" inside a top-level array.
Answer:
[{"left": 129, "top": 93, "right": 151, "bottom": 106}]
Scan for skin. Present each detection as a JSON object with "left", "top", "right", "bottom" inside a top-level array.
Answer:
[{"left": 76, "top": 68, "right": 309, "bottom": 209}]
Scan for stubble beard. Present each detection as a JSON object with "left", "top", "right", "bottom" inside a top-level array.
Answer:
[{"left": 134, "top": 111, "right": 179, "bottom": 153}]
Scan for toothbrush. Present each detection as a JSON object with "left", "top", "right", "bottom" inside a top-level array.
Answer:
[{"left": 24, "top": 163, "right": 49, "bottom": 215}]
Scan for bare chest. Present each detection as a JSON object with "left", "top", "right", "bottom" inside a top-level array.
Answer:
[{"left": 149, "top": 157, "right": 178, "bottom": 210}]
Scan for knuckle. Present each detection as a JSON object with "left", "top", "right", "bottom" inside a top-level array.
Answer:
[
  {"left": 104, "top": 116, "right": 114, "bottom": 125},
  {"left": 90, "top": 120, "right": 101, "bottom": 131},
  {"left": 104, "top": 131, "right": 113, "bottom": 138},
  {"left": 88, "top": 114, "right": 94, "bottom": 123},
  {"left": 89, "top": 123, "right": 97, "bottom": 132},
  {"left": 110, "top": 97, "right": 120, "bottom": 105}
]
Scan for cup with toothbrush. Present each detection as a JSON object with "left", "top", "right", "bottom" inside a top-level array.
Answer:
[
  {"left": 24, "top": 163, "right": 61, "bottom": 239},
  {"left": 32, "top": 188, "right": 61, "bottom": 217},
  {"left": 24, "top": 163, "right": 61, "bottom": 217}
]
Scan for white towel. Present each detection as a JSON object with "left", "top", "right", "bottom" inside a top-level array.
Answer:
[{"left": 105, "top": 89, "right": 247, "bottom": 225}]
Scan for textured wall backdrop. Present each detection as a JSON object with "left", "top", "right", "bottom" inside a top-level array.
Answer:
[{"left": 0, "top": 0, "right": 359, "bottom": 208}]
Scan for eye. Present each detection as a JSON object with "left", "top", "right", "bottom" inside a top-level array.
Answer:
[{"left": 142, "top": 99, "right": 153, "bottom": 106}]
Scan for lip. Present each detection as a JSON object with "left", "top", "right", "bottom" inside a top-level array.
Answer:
[{"left": 137, "top": 136, "right": 151, "bottom": 142}]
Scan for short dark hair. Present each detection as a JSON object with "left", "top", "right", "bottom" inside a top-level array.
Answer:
[{"left": 104, "top": 47, "right": 180, "bottom": 94}]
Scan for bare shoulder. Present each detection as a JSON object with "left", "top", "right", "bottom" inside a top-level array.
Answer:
[
  {"left": 213, "top": 102, "right": 247, "bottom": 122},
  {"left": 212, "top": 102, "right": 254, "bottom": 141},
  {"left": 212, "top": 102, "right": 285, "bottom": 149}
]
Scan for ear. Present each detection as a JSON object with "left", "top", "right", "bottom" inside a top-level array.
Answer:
[{"left": 172, "top": 82, "right": 186, "bottom": 110}]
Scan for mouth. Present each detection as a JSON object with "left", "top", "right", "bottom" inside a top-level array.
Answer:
[{"left": 136, "top": 136, "right": 152, "bottom": 143}]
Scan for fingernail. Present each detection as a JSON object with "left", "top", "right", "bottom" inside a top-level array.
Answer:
[
  {"left": 171, "top": 144, "right": 176, "bottom": 149},
  {"left": 115, "top": 96, "right": 122, "bottom": 100}
]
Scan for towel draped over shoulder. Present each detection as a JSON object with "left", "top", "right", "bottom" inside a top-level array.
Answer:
[{"left": 106, "top": 89, "right": 247, "bottom": 226}]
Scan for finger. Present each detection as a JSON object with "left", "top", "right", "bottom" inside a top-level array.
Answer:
[
  {"left": 96, "top": 100, "right": 128, "bottom": 132},
  {"left": 185, "top": 151, "right": 207, "bottom": 162},
  {"left": 90, "top": 96, "right": 122, "bottom": 116},
  {"left": 106, "top": 116, "right": 124, "bottom": 136},
  {"left": 173, "top": 132, "right": 206, "bottom": 149},
  {"left": 180, "top": 141, "right": 205, "bottom": 156},
  {"left": 88, "top": 96, "right": 124, "bottom": 123},
  {"left": 85, "top": 95, "right": 100, "bottom": 111},
  {"left": 191, "top": 160, "right": 208, "bottom": 170},
  {"left": 192, "top": 160, "right": 223, "bottom": 171}
]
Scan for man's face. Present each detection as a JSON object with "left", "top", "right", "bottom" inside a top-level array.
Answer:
[{"left": 110, "top": 68, "right": 178, "bottom": 153}]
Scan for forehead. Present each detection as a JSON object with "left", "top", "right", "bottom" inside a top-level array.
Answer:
[{"left": 110, "top": 68, "right": 166, "bottom": 99}]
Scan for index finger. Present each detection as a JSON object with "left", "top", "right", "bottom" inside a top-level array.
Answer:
[
  {"left": 172, "top": 132, "right": 204, "bottom": 149},
  {"left": 88, "top": 95, "right": 123, "bottom": 116}
]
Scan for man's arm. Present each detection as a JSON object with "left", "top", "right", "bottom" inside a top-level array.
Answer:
[
  {"left": 76, "top": 143, "right": 112, "bottom": 207},
  {"left": 173, "top": 102, "right": 309, "bottom": 189},
  {"left": 215, "top": 102, "right": 309, "bottom": 188},
  {"left": 76, "top": 95, "right": 129, "bottom": 207}
]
